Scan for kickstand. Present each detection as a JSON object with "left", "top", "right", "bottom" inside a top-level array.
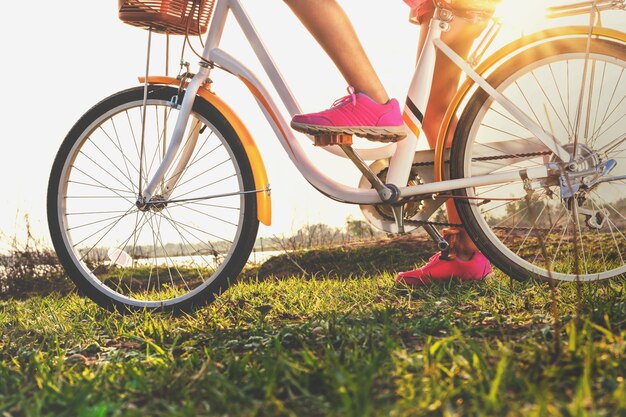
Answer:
[{"left": 391, "top": 205, "right": 405, "bottom": 234}]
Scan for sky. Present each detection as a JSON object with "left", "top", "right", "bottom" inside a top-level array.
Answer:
[{"left": 1, "top": 0, "right": 624, "bottom": 248}]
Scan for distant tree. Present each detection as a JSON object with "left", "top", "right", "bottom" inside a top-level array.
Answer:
[
  {"left": 433, "top": 208, "right": 447, "bottom": 224},
  {"left": 295, "top": 223, "right": 341, "bottom": 247},
  {"left": 346, "top": 217, "right": 375, "bottom": 240}
]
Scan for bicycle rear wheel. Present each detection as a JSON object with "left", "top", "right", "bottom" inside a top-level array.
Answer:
[
  {"left": 48, "top": 86, "right": 259, "bottom": 312},
  {"left": 451, "top": 38, "right": 626, "bottom": 281}
]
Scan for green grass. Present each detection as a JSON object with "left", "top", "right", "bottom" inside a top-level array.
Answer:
[{"left": 1, "top": 265, "right": 626, "bottom": 416}]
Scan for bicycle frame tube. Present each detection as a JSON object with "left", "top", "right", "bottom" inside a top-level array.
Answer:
[
  {"left": 385, "top": 15, "right": 442, "bottom": 193},
  {"left": 142, "top": 0, "right": 558, "bottom": 205},
  {"left": 433, "top": 39, "right": 571, "bottom": 162},
  {"left": 208, "top": 0, "right": 399, "bottom": 161},
  {"left": 433, "top": 25, "right": 626, "bottom": 183}
]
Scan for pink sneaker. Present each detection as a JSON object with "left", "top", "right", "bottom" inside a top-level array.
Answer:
[
  {"left": 396, "top": 252, "right": 492, "bottom": 286},
  {"left": 291, "top": 86, "right": 407, "bottom": 142}
]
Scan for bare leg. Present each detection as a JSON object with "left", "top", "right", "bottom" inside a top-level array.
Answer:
[
  {"left": 284, "top": 0, "right": 389, "bottom": 104},
  {"left": 418, "top": 12, "right": 488, "bottom": 261}
]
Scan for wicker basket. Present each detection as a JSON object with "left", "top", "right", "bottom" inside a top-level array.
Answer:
[{"left": 118, "top": 0, "right": 216, "bottom": 35}]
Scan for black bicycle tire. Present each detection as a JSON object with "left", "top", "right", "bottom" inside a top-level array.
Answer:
[{"left": 47, "top": 85, "right": 259, "bottom": 312}]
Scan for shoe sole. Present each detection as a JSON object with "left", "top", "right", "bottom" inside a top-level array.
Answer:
[
  {"left": 290, "top": 121, "right": 407, "bottom": 143},
  {"left": 395, "top": 272, "right": 492, "bottom": 286}
]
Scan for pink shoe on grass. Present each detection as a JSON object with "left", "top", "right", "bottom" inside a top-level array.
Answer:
[
  {"left": 291, "top": 86, "right": 407, "bottom": 142},
  {"left": 396, "top": 252, "right": 492, "bottom": 286}
]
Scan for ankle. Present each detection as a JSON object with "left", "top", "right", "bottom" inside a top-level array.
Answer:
[
  {"left": 455, "top": 251, "right": 475, "bottom": 262},
  {"left": 371, "top": 94, "right": 390, "bottom": 106},
  {"left": 441, "top": 227, "right": 477, "bottom": 262},
  {"left": 354, "top": 89, "right": 388, "bottom": 106}
]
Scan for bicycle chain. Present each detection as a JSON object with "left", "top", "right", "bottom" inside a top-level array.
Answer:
[
  {"left": 377, "top": 150, "right": 554, "bottom": 231},
  {"left": 410, "top": 150, "right": 553, "bottom": 168},
  {"left": 402, "top": 218, "right": 557, "bottom": 232}
]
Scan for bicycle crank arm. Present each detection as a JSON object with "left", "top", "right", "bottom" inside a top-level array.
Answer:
[{"left": 340, "top": 145, "right": 400, "bottom": 203}]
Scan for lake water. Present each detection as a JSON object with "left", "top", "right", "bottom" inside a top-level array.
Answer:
[{"left": 128, "top": 249, "right": 286, "bottom": 268}]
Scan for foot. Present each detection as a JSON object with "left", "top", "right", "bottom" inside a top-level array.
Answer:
[
  {"left": 396, "top": 252, "right": 492, "bottom": 286},
  {"left": 291, "top": 86, "right": 407, "bottom": 142}
]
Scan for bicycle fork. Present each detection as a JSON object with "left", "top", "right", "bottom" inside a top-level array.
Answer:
[{"left": 139, "top": 63, "right": 212, "bottom": 204}]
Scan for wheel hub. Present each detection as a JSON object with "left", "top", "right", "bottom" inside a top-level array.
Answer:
[
  {"left": 136, "top": 194, "right": 168, "bottom": 212},
  {"left": 563, "top": 143, "right": 599, "bottom": 172},
  {"left": 551, "top": 143, "right": 603, "bottom": 199}
]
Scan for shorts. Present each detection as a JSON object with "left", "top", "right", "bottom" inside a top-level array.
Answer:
[
  {"left": 403, "top": 0, "right": 435, "bottom": 25},
  {"left": 404, "top": 0, "right": 498, "bottom": 25}
]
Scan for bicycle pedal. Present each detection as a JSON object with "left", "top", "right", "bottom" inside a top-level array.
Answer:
[
  {"left": 440, "top": 227, "right": 461, "bottom": 260},
  {"left": 314, "top": 133, "right": 353, "bottom": 147}
]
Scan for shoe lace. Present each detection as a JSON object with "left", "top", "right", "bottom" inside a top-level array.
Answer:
[{"left": 331, "top": 86, "right": 357, "bottom": 108}]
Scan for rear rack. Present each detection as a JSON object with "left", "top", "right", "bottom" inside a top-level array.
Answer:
[{"left": 547, "top": 0, "right": 624, "bottom": 19}]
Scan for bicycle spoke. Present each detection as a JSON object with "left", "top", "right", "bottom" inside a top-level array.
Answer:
[
  {"left": 168, "top": 150, "right": 227, "bottom": 192},
  {"left": 101, "top": 121, "right": 140, "bottom": 187},
  {"left": 148, "top": 213, "right": 191, "bottom": 292},
  {"left": 67, "top": 212, "right": 138, "bottom": 232},
  {"left": 478, "top": 124, "right": 531, "bottom": 141},
  {"left": 67, "top": 180, "right": 134, "bottom": 197},
  {"left": 144, "top": 105, "right": 171, "bottom": 177},
  {"left": 531, "top": 204, "right": 568, "bottom": 265},
  {"left": 514, "top": 81, "right": 544, "bottom": 129},
  {"left": 67, "top": 209, "right": 134, "bottom": 216},
  {"left": 86, "top": 135, "right": 136, "bottom": 190},
  {"left": 174, "top": 203, "right": 239, "bottom": 227},
  {"left": 476, "top": 181, "right": 519, "bottom": 202},
  {"left": 459, "top": 39, "right": 626, "bottom": 281},
  {"left": 531, "top": 70, "right": 571, "bottom": 134},
  {"left": 590, "top": 67, "right": 625, "bottom": 141},
  {"left": 75, "top": 153, "right": 136, "bottom": 196},
  {"left": 161, "top": 122, "right": 218, "bottom": 188},
  {"left": 161, "top": 208, "right": 217, "bottom": 277},
  {"left": 159, "top": 212, "right": 234, "bottom": 244},
  {"left": 593, "top": 112, "right": 626, "bottom": 145},
  {"left": 124, "top": 109, "right": 146, "bottom": 186},
  {"left": 169, "top": 201, "right": 241, "bottom": 211},
  {"left": 589, "top": 198, "right": 609, "bottom": 272},
  {"left": 589, "top": 61, "right": 608, "bottom": 149},
  {"left": 100, "top": 211, "right": 151, "bottom": 290},
  {"left": 53, "top": 87, "right": 259, "bottom": 307},
  {"left": 549, "top": 63, "right": 575, "bottom": 135},
  {"left": 489, "top": 107, "right": 528, "bottom": 131},
  {"left": 171, "top": 173, "right": 238, "bottom": 201},
  {"left": 75, "top": 206, "right": 141, "bottom": 261}
]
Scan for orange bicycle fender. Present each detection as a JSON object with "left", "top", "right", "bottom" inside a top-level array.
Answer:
[
  {"left": 434, "top": 26, "right": 626, "bottom": 182},
  {"left": 138, "top": 76, "right": 272, "bottom": 226}
]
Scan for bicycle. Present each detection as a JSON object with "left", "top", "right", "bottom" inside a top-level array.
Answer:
[{"left": 47, "top": 0, "right": 626, "bottom": 312}]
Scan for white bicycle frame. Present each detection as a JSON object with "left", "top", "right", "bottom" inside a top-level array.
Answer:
[{"left": 141, "top": 0, "right": 571, "bottom": 208}]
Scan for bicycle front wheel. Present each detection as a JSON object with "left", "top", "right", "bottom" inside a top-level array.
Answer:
[
  {"left": 451, "top": 38, "right": 626, "bottom": 281},
  {"left": 48, "top": 86, "right": 259, "bottom": 312}
]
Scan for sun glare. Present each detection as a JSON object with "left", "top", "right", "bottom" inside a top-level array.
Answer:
[{"left": 494, "top": 0, "right": 553, "bottom": 31}]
